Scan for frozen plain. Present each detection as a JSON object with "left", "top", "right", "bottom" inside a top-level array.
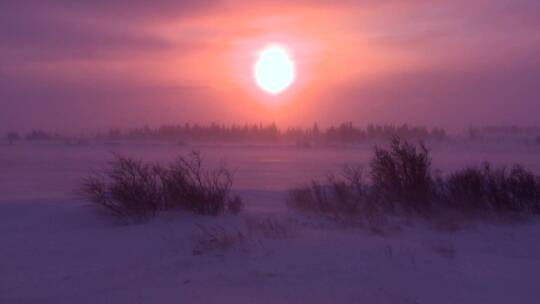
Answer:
[{"left": 2, "top": 141, "right": 540, "bottom": 303}]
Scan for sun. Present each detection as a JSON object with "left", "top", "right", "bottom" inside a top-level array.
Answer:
[{"left": 254, "top": 44, "right": 295, "bottom": 95}]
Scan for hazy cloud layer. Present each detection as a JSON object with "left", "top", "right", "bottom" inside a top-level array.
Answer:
[{"left": 1, "top": 0, "right": 539, "bottom": 132}]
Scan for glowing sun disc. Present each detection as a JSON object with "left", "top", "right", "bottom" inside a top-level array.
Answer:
[{"left": 254, "top": 44, "right": 295, "bottom": 94}]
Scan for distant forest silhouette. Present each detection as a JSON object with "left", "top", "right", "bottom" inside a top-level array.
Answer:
[
  {"left": 5, "top": 123, "right": 447, "bottom": 144},
  {"left": 5, "top": 123, "right": 540, "bottom": 145}
]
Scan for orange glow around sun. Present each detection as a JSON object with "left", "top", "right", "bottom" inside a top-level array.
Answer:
[{"left": 155, "top": 5, "right": 401, "bottom": 120}]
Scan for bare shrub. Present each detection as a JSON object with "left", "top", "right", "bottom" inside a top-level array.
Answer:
[
  {"left": 287, "top": 137, "right": 540, "bottom": 226},
  {"left": 288, "top": 186, "right": 319, "bottom": 213},
  {"left": 244, "top": 215, "right": 294, "bottom": 239},
  {"left": 371, "top": 137, "right": 434, "bottom": 213},
  {"left": 288, "top": 165, "right": 386, "bottom": 226},
  {"left": 506, "top": 165, "right": 540, "bottom": 213},
  {"left": 160, "top": 151, "right": 242, "bottom": 216},
  {"left": 81, "top": 151, "right": 243, "bottom": 221},
  {"left": 227, "top": 195, "right": 244, "bottom": 215},
  {"left": 445, "top": 163, "right": 540, "bottom": 214},
  {"left": 191, "top": 224, "right": 247, "bottom": 255},
  {"left": 445, "top": 165, "right": 489, "bottom": 212},
  {"left": 287, "top": 137, "right": 435, "bottom": 223},
  {"left": 81, "top": 155, "right": 162, "bottom": 222},
  {"left": 287, "top": 167, "right": 364, "bottom": 216}
]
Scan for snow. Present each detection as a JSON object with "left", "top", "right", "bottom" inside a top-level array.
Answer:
[{"left": 2, "top": 142, "right": 540, "bottom": 303}]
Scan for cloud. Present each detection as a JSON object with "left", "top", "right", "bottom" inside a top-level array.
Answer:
[
  {"left": 1, "top": 20, "right": 172, "bottom": 62},
  {"left": 1, "top": 0, "right": 539, "bottom": 131},
  {"left": 0, "top": 73, "right": 228, "bottom": 132},
  {"left": 0, "top": 1, "right": 220, "bottom": 63},
  {"left": 321, "top": 58, "right": 540, "bottom": 129},
  {"left": 0, "top": 1, "right": 222, "bottom": 20}
]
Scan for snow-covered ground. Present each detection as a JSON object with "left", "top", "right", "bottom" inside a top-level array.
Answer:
[{"left": 2, "top": 142, "right": 540, "bottom": 303}]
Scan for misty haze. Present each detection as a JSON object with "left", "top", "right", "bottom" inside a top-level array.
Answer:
[{"left": 2, "top": 1, "right": 540, "bottom": 303}]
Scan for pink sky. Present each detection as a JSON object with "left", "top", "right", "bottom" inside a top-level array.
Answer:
[{"left": 1, "top": 0, "right": 539, "bottom": 132}]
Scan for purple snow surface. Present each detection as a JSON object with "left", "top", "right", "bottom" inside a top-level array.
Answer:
[{"left": 1, "top": 142, "right": 540, "bottom": 303}]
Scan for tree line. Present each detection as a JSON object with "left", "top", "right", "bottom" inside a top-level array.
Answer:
[{"left": 5, "top": 122, "right": 447, "bottom": 144}]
